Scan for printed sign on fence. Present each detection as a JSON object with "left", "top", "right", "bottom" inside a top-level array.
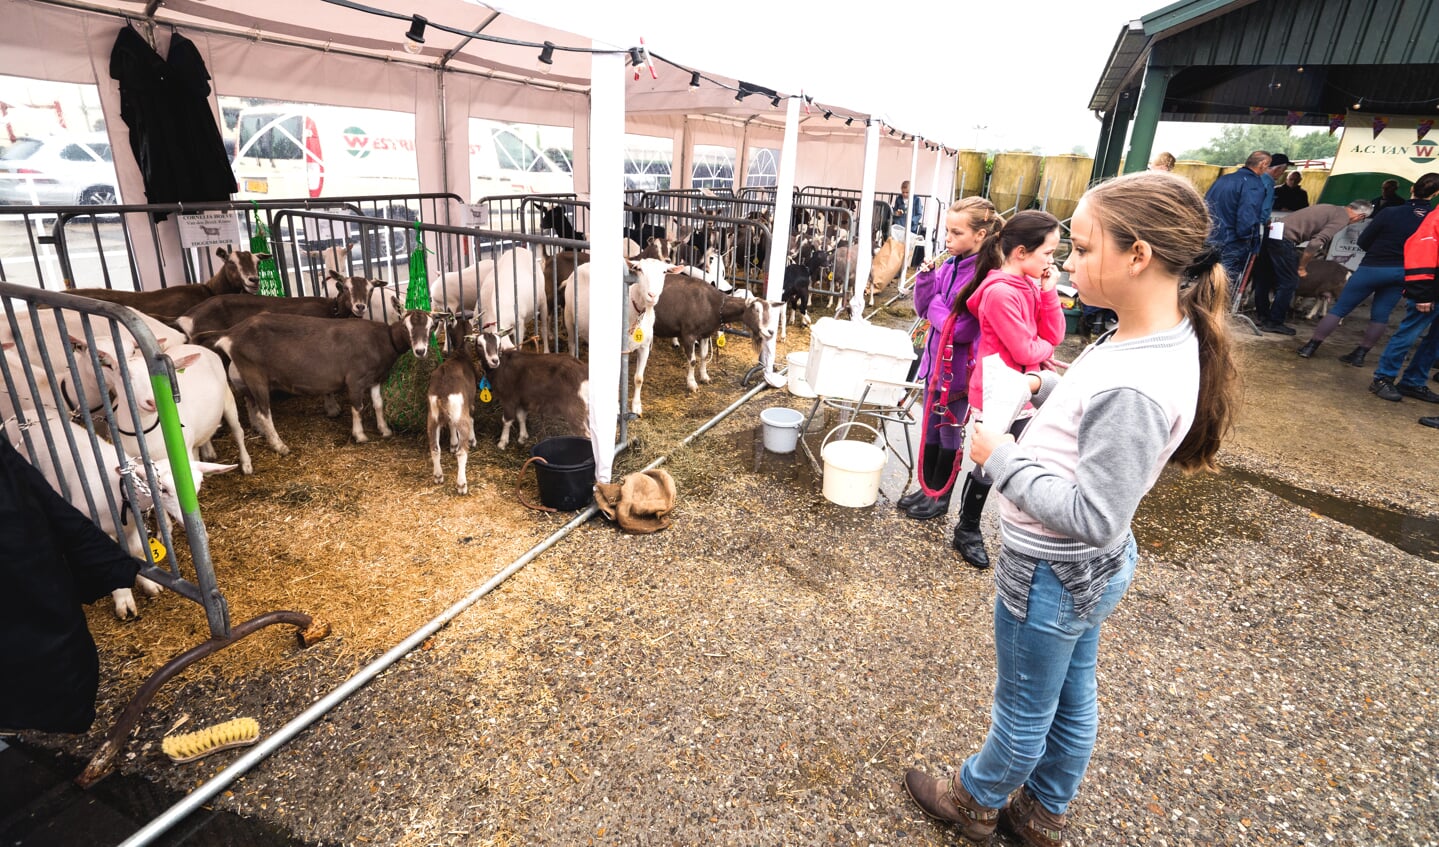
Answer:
[
  {"left": 178, "top": 212, "right": 242, "bottom": 249},
  {"left": 465, "top": 204, "right": 491, "bottom": 228}
]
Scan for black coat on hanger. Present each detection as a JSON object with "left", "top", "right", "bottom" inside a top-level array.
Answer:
[{"left": 110, "top": 25, "right": 236, "bottom": 208}]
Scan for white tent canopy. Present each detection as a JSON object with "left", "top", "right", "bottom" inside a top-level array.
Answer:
[{"left": 1, "top": 0, "right": 959, "bottom": 481}]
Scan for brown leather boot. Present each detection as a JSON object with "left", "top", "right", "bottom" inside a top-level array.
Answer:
[
  {"left": 999, "top": 785, "right": 1068, "bottom": 846},
  {"left": 902, "top": 768, "right": 999, "bottom": 845}
]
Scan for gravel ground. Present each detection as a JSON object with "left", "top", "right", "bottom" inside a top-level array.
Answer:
[{"left": 13, "top": 301, "right": 1439, "bottom": 846}]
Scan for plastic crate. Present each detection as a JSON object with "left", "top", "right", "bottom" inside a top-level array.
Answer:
[{"left": 805, "top": 317, "right": 916, "bottom": 402}]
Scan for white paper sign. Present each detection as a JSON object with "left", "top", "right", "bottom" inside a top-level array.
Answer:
[
  {"left": 1267, "top": 220, "right": 1285, "bottom": 240},
  {"left": 178, "top": 212, "right": 242, "bottom": 249},
  {"left": 466, "top": 204, "right": 491, "bottom": 228},
  {"left": 980, "top": 354, "right": 1031, "bottom": 432}
]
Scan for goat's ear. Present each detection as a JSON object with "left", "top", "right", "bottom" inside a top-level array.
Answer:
[
  {"left": 254, "top": 252, "right": 272, "bottom": 262},
  {"left": 667, "top": 264, "right": 684, "bottom": 274},
  {"left": 215, "top": 246, "right": 231, "bottom": 261},
  {"left": 391, "top": 295, "right": 403, "bottom": 314},
  {"left": 371, "top": 278, "right": 388, "bottom": 289},
  {"left": 171, "top": 352, "right": 203, "bottom": 370},
  {"left": 192, "top": 461, "right": 239, "bottom": 477},
  {"left": 624, "top": 259, "right": 640, "bottom": 273},
  {"left": 326, "top": 269, "right": 345, "bottom": 283}
]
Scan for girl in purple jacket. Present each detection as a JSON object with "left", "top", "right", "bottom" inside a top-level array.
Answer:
[{"left": 899, "top": 198, "right": 1005, "bottom": 520}]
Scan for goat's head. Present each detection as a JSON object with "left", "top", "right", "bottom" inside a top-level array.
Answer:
[
  {"left": 474, "top": 330, "right": 506, "bottom": 372},
  {"left": 216, "top": 246, "right": 265, "bottom": 293},
  {"left": 391, "top": 296, "right": 436, "bottom": 358},
  {"left": 328, "top": 270, "right": 384, "bottom": 318},
  {"left": 743, "top": 298, "right": 775, "bottom": 345},
  {"left": 626, "top": 258, "right": 681, "bottom": 312}
]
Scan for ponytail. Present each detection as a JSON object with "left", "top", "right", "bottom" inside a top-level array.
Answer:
[
  {"left": 950, "top": 228, "right": 1005, "bottom": 318},
  {"left": 1169, "top": 259, "right": 1237, "bottom": 471}
]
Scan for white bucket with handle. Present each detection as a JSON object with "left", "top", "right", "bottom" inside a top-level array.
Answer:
[
  {"left": 759, "top": 406, "right": 805, "bottom": 454},
  {"left": 820, "top": 422, "right": 886, "bottom": 507}
]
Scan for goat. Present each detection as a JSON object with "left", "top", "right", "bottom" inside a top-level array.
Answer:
[
  {"left": 474, "top": 331, "right": 590, "bottom": 450},
  {"left": 71, "top": 246, "right": 262, "bottom": 320},
  {"left": 95, "top": 342, "right": 254, "bottom": 476},
  {"left": 304, "top": 241, "right": 359, "bottom": 277},
  {"left": 194, "top": 299, "right": 434, "bottom": 455},
  {"left": 676, "top": 247, "right": 730, "bottom": 292},
  {"left": 177, "top": 270, "right": 381, "bottom": 337},
  {"left": 637, "top": 276, "right": 774, "bottom": 398},
  {"left": 479, "top": 246, "right": 550, "bottom": 352},
  {"left": 1294, "top": 259, "right": 1350, "bottom": 320},
  {"left": 558, "top": 258, "right": 673, "bottom": 414},
  {"left": 538, "top": 204, "right": 585, "bottom": 241},
  {"left": 429, "top": 257, "right": 496, "bottom": 317},
  {"left": 4, "top": 411, "right": 234, "bottom": 618},
  {"left": 426, "top": 317, "right": 479, "bottom": 494}
]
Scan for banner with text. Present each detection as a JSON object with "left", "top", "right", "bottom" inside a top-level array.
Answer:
[{"left": 1321, "top": 112, "right": 1439, "bottom": 204}]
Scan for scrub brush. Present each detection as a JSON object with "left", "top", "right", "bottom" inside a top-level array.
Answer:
[{"left": 161, "top": 717, "right": 260, "bottom": 763}]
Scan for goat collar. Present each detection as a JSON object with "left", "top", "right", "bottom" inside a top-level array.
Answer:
[
  {"left": 62, "top": 378, "right": 110, "bottom": 422},
  {"left": 112, "top": 407, "right": 164, "bottom": 438}
]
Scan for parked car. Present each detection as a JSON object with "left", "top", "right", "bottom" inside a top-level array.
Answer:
[{"left": 0, "top": 134, "right": 120, "bottom": 206}]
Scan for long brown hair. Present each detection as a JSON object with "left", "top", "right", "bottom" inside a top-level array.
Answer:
[
  {"left": 950, "top": 209, "right": 1059, "bottom": 318},
  {"left": 1082, "top": 171, "right": 1238, "bottom": 472}
]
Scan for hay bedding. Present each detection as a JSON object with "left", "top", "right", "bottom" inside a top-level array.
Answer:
[{"left": 38, "top": 320, "right": 816, "bottom": 787}]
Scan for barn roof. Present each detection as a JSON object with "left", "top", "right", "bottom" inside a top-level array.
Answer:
[{"left": 1090, "top": 0, "right": 1439, "bottom": 128}]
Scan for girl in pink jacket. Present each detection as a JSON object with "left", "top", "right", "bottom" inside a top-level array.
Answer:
[{"left": 950, "top": 210, "right": 1065, "bottom": 568}]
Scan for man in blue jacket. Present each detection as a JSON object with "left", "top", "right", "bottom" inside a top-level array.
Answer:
[{"left": 1205, "top": 150, "right": 1272, "bottom": 299}]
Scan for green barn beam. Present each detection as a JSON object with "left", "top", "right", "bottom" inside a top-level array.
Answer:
[{"left": 1123, "top": 63, "right": 1170, "bottom": 174}]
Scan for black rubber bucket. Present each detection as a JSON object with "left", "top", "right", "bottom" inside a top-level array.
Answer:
[{"left": 518, "top": 436, "right": 595, "bottom": 511}]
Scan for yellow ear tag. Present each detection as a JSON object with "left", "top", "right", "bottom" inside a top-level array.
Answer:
[
  {"left": 477, "top": 376, "right": 492, "bottom": 404},
  {"left": 148, "top": 537, "right": 167, "bottom": 563},
  {"left": 632, "top": 326, "right": 646, "bottom": 344},
  {"left": 827, "top": 271, "right": 834, "bottom": 282},
  {"left": 715, "top": 331, "right": 726, "bottom": 348}
]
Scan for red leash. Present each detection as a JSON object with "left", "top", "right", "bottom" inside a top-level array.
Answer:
[{"left": 916, "top": 310, "right": 973, "bottom": 497}]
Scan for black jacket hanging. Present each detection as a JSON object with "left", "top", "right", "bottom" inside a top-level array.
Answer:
[{"left": 109, "top": 25, "right": 236, "bottom": 207}]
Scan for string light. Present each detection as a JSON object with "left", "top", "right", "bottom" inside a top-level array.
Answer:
[
  {"left": 823, "top": 110, "right": 832, "bottom": 120},
  {"left": 845, "top": 117, "right": 853, "bottom": 126},
  {"left": 1353, "top": 98, "right": 1363, "bottom": 110},
  {"left": 537, "top": 41, "right": 554, "bottom": 65},
  {"left": 402, "top": 14, "right": 425, "bottom": 54},
  {"left": 770, "top": 95, "right": 781, "bottom": 107},
  {"left": 689, "top": 71, "right": 701, "bottom": 90}
]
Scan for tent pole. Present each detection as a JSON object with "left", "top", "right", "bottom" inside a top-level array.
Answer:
[
  {"left": 587, "top": 47, "right": 625, "bottom": 483},
  {"left": 852, "top": 120, "right": 881, "bottom": 320}
]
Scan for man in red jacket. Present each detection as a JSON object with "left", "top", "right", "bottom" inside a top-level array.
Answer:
[{"left": 1370, "top": 204, "right": 1439, "bottom": 403}]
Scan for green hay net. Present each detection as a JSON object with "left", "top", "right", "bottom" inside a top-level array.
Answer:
[
  {"left": 381, "top": 220, "right": 442, "bottom": 432},
  {"left": 249, "top": 204, "right": 285, "bottom": 297}
]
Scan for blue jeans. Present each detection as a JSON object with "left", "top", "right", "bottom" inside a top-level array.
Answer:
[
  {"left": 1218, "top": 241, "right": 1253, "bottom": 301},
  {"left": 1331, "top": 264, "right": 1405, "bottom": 324},
  {"left": 1255, "top": 239, "right": 1298, "bottom": 324},
  {"left": 1375, "top": 300, "right": 1439, "bottom": 387},
  {"left": 960, "top": 537, "right": 1138, "bottom": 814}
]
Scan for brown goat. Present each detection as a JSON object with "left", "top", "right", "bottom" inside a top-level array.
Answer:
[
  {"left": 474, "top": 331, "right": 589, "bottom": 450},
  {"left": 196, "top": 297, "right": 434, "bottom": 455},
  {"left": 72, "top": 246, "right": 263, "bottom": 319},
  {"left": 643, "top": 275, "right": 774, "bottom": 394},
  {"left": 426, "top": 317, "right": 480, "bottom": 494},
  {"left": 177, "top": 270, "right": 384, "bottom": 337}
]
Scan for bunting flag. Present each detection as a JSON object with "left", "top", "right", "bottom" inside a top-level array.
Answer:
[
  {"left": 1249, "top": 106, "right": 1266, "bottom": 116},
  {"left": 1285, "top": 110, "right": 1304, "bottom": 128},
  {"left": 1372, "top": 115, "right": 1389, "bottom": 138},
  {"left": 1328, "top": 113, "right": 1345, "bottom": 135},
  {"left": 1419, "top": 119, "right": 1435, "bottom": 142}
]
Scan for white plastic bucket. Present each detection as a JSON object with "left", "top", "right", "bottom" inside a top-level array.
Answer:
[
  {"left": 820, "top": 422, "right": 886, "bottom": 507},
  {"left": 787, "top": 352, "right": 817, "bottom": 398},
  {"left": 759, "top": 406, "right": 805, "bottom": 454}
]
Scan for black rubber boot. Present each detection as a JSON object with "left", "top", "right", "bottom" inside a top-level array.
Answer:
[
  {"left": 951, "top": 476, "right": 992, "bottom": 569},
  {"left": 898, "top": 488, "right": 927, "bottom": 510},
  {"left": 1296, "top": 339, "right": 1321, "bottom": 358},
  {"left": 1338, "top": 346, "right": 1369, "bottom": 367},
  {"left": 905, "top": 490, "right": 953, "bottom": 520}
]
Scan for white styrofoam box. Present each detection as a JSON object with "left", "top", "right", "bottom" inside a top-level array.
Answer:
[{"left": 805, "top": 317, "right": 916, "bottom": 402}]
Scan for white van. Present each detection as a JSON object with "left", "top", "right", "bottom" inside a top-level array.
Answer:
[{"left": 231, "top": 104, "right": 572, "bottom": 201}]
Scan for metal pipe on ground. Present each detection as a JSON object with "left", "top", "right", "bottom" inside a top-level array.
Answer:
[{"left": 118, "top": 377, "right": 776, "bottom": 847}]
